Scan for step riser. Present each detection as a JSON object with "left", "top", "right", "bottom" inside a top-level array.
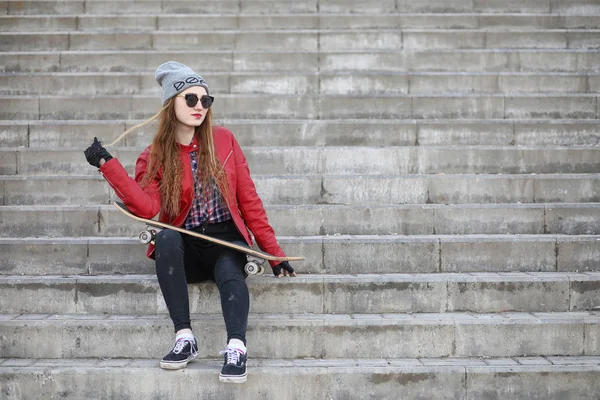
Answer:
[
  {"left": 3, "top": 121, "right": 600, "bottom": 148},
  {"left": 0, "top": 317, "right": 595, "bottom": 358},
  {"left": 320, "top": 51, "right": 600, "bottom": 74},
  {"left": 1, "top": 275, "right": 597, "bottom": 315},
  {"left": 3, "top": 176, "right": 600, "bottom": 206},
  {"left": 5, "top": 148, "right": 600, "bottom": 176},
  {"left": 5, "top": 1, "right": 322, "bottom": 15},
  {"left": 0, "top": 367, "right": 462, "bottom": 400},
  {"left": 1, "top": 237, "right": 598, "bottom": 275},
  {"left": 4, "top": 73, "right": 600, "bottom": 96},
  {"left": 4, "top": 0, "right": 599, "bottom": 15},
  {"left": 2, "top": 95, "right": 597, "bottom": 120},
  {"left": 2, "top": 204, "right": 599, "bottom": 237},
  {"left": 3, "top": 51, "right": 600, "bottom": 74},
  {"left": 323, "top": 176, "right": 600, "bottom": 205},
  {"left": 3, "top": 31, "right": 600, "bottom": 52},
  {"left": 3, "top": 15, "right": 600, "bottom": 32},
  {"left": 2, "top": 365, "right": 600, "bottom": 400}
]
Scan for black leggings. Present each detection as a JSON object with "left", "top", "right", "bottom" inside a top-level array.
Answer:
[{"left": 154, "top": 220, "right": 249, "bottom": 345}]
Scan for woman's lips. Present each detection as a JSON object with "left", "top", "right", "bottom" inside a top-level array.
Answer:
[{"left": 192, "top": 114, "right": 203, "bottom": 119}]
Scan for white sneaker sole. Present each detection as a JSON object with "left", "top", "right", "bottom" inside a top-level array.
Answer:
[
  {"left": 219, "top": 372, "right": 248, "bottom": 383},
  {"left": 160, "top": 356, "right": 197, "bottom": 370}
]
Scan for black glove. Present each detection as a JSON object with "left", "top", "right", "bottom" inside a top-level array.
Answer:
[
  {"left": 84, "top": 137, "right": 113, "bottom": 168},
  {"left": 272, "top": 261, "right": 295, "bottom": 278}
]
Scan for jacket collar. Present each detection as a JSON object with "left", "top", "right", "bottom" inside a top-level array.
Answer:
[
  {"left": 177, "top": 131, "right": 227, "bottom": 165},
  {"left": 178, "top": 135, "right": 199, "bottom": 153}
]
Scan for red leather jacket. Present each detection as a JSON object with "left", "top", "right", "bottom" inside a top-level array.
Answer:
[{"left": 99, "top": 126, "right": 286, "bottom": 266}]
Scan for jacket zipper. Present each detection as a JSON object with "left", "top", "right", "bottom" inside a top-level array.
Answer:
[
  {"left": 101, "top": 171, "right": 125, "bottom": 199},
  {"left": 223, "top": 150, "right": 233, "bottom": 167},
  {"left": 222, "top": 148, "right": 251, "bottom": 246}
]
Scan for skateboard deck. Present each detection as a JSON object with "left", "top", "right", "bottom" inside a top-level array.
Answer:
[{"left": 114, "top": 201, "right": 304, "bottom": 264}]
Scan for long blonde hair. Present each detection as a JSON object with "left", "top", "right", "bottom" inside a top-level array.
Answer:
[{"left": 110, "top": 99, "right": 229, "bottom": 220}]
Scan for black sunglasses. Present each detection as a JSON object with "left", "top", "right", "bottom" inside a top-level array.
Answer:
[{"left": 177, "top": 93, "right": 214, "bottom": 109}]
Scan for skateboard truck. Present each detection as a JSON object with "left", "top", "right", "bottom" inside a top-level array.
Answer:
[{"left": 138, "top": 226, "right": 265, "bottom": 276}]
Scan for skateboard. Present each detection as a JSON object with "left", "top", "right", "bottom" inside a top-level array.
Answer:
[{"left": 114, "top": 201, "right": 304, "bottom": 275}]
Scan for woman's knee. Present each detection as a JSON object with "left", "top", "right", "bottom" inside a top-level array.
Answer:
[
  {"left": 154, "top": 229, "right": 183, "bottom": 251},
  {"left": 154, "top": 230, "right": 185, "bottom": 268}
]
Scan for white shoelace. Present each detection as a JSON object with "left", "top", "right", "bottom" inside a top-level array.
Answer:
[
  {"left": 173, "top": 339, "right": 195, "bottom": 355},
  {"left": 220, "top": 346, "right": 242, "bottom": 365}
]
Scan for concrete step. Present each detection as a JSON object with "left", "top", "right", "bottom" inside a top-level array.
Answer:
[
  {"left": 349, "top": 0, "right": 600, "bottom": 15},
  {"left": 4, "top": 0, "right": 599, "bottom": 15},
  {"left": 1, "top": 272, "right": 599, "bottom": 315},
  {"left": 3, "top": 146, "right": 600, "bottom": 176},
  {"left": 2, "top": 173, "right": 600, "bottom": 204},
  {"left": 3, "top": 30, "right": 600, "bottom": 52},
  {"left": 21, "top": 28, "right": 600, "bottom": 52},
  {"left": 3, "top": 1, "right": 319, "bottom": 15},
  {"left": 2, "top": 201, "right": 600, "bottom": 236},
  {"left": 1, "top": 311, "right": 598, "bottom": 359},
  {"left": 3, "top": 120, "right": 600, "bottom": 148},
  {"left": 2, "top": 14, "right": 600, "bottom": 32},
  {"left": 1, "top": 94, "right": 598, "bottom": 120},
  {"left": 4, "top": 72, "right": 600, "bottom": 95},
  {"left": 1, "top": 234, "right": 598, "bottom": 275},
  {"left": 3, "top": 50, "right": 600, "bottom": 73},
  {"left": 1, "top": 357, "right": 600, "bottom": 400}
]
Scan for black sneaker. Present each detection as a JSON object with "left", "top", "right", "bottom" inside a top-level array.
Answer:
[
  {"left": 219, "top": 346, "right": 248, "bottom": 383},
  {"left": 160, "top": 338, "right": 198, "bottom": 370}
]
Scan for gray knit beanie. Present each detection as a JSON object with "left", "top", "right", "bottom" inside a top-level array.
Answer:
[{"left": 155, "top": 61, "right": 210, "bottom": 106}]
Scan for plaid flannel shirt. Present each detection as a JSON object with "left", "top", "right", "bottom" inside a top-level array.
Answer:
[{"left": 184, "top": 149, "right": 232, "bottom": 230}]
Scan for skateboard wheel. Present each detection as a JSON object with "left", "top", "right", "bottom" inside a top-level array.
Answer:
[
  {"left": 139, "top": 230, "right": 154, "bottom": 244},
  {"left": 244, "top": 261, "right": 260, "bottom": 275}
]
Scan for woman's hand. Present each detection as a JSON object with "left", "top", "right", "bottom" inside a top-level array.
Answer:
[
  {"left": 272, "top": 261, "right": 296, "bottom": 278},
  {"left": 84, "top": 137, "right": 113, "bottom": 168}
]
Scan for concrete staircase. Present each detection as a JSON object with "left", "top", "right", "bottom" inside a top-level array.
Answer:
[{"left": 2, "top": 0, "right": 600, "bottom": 398}]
